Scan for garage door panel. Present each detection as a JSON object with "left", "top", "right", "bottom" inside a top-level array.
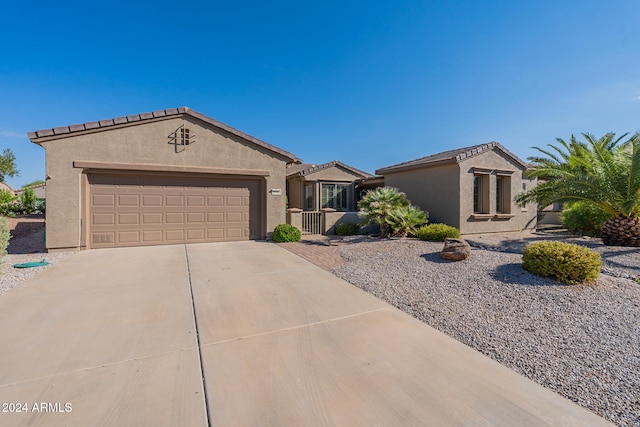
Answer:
[
  {"left": 226, "top": 196, "right": 242, "bottom": 206},
  {"left": 165, "top": 230, "right": 185, "bottom": 241},
  {"left": 118, "top": 231, "right": 140, "bottom": 244},
  {"left": 142, "top": 230, "right": 163, "bottom": 242},
  {"left": 93, "top": 194, "right": 115, "bottom": 206},
  {"left": 165, "top": 195, "right": 184, "bottom": 206},
  {"left": 226, "top": 212, "right": 243, "bottom": 222},
  {"left": 226, "top": 228, "right": 243, "bottom": 238},
  {"left": 207, "top": 212, "right": 224, "bottom": 223},
  {"left": 187, "top": 229, "right": 205, "bottom": 240},
  {"left": 89, "top": 174, "right": 260, "bottom": 248},
  {"left": 93, "top": 213, "right": 115, "bottom": 225},
  {"left": 118, "top": 213, "right": 140, "bottom": 225},
  {"left": 118, "top": 194, "right": 140, "bottom": 206},
  {"left": 142, "top": 213, "right": 163, "bottom": 224},
  {"left": 143, "top": 195, "right": 163, "bottom": 206},
  {"left": 208, "top": 196, "right": 224, "bottom": 207},
  {"left": 187, "top": 213, "right": 205, "bottom": 224},
  {"left": 187, "top": 196, "right": 205, "bottom": 206},
  {"left": 207, "top": 229, "right": 225, "bottom": 239},
  {"left": 165, "top": 213, "right": 185, "bottom": 224}
]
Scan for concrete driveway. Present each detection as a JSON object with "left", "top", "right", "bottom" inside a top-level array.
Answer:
[{"left": 0, "top": 241, "right": 611, "bottom": 426}]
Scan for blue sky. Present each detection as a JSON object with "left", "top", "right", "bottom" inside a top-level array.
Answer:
[{"left": 1, "top": 0, "right": 639, "bottom": 189}]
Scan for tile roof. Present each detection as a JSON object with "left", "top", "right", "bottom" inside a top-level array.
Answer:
[
  {"left": 286, "top": 160, "right": 373, "bottom": 178},
  {"left": 376, "top": 141, "right": 528, "bottom": 174},
  {"left": 28, "top": 106, "right": 301, "bottom": 163}
]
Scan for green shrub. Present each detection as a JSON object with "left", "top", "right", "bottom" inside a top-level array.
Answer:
[
  {"left": 19, "top": 188, "right": 37, "bottom": 215},
  {"left": 0, "top": 217, "right": 10, "bottom": 261},
  {"left": 358, "top": 187, "right": 409, "bottom": 238},
  {"left": 386, "top": 205, "right": 428, "bottom": 237},
  {"left": 522, "top": 241, "right": 601, "bottom": 285},
  {"left": 560, "top": 202, "right": 611, "bottom": 237},
  {"left": 272, "top": 224, "right": 302, "bottom": 243},
  {"left": 335, "top": 222, "right": 360, "bottom": 236},
  {"left": 35, "top": 199, "right": 46, "bottom": 214},
  {"left": 0, "top": 202, "right": 21, "bottom": 217},
  {"left": 0, "top": 189, "right": 20, "bottom": 216},
  {"left": 416, "top": 223, "right": 461, "bottom": 241},
  {"left": 0, "top": 189, "right": 15, "bottom": 205}
]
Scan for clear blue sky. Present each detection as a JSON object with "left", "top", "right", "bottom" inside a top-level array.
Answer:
[{"left": 1, "top": 0, "right": 639, "bottom": 189}]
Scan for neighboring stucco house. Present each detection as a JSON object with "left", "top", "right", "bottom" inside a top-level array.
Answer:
[
  {"left": 28, "top": 107, "right": 300, "bottom": 250},
  {"left": 15, "top": 183, "right": 46, "bottom": 199},
  {"left": 286, "top": 160, "right": 373, "bottom": 212},
  {"left": 0, "top": 182, "right": 14, "bottom": 195},
  {"left": 376, "top": 142, "right": 537, "bottom": 234}
]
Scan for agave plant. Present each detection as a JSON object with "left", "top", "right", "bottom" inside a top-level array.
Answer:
[
  {"left": 517, "top": 132, "right": 640, "bottom": 246},
  {"left": 358, "top": 187, "right": 410, "bottom": 238}
]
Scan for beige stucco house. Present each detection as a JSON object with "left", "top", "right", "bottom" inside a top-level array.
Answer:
[
  {"left": 0, "top": 182, "right": 14, "bottom": 195},
  {"left": 15, "top": 183, "right": 46, "bottom": 199},
  {"left": 285, "top": 161, "right": 374, "bottom": 235},
  {"left": 377, "top": 142, "right": 537, "bottom": 234},
  {"left": 28, "top": 107, "right": 300, "bottom": 250},
  {"left": 286, "top": 160, "right": 373, "bottom": 212}
]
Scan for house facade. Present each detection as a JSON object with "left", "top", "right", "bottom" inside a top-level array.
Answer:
[
  {"left": 286, "top": 161, "right": 372, "bottom": 212},
  {"left": 0, "top": 182, "right": 14, "bottom": 195},
  {"left": 377, "top": 142, "right": 537, "bottom": 234},
  {"left": 28, "top": 107, "right": 300, "bottom": 250},
  {"left": 15, "top": 183, "right": 46, "bottom": 199}
]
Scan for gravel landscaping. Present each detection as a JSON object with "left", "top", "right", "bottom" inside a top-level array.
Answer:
[
  {"left": 1, "top": 216, "right": 75, "bottom": 295},
  {"left": 332, "top": 237, "right": 640, "bottom": 427}
]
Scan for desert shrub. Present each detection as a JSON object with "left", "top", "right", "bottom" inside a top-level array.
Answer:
[
  {"left": 416, "top": 223, "right": 461, "bottom": 241},
  {"left": 0, "top": 201, "right": 21, "bottom": 217},
  {"left": 358, "top": 187, "right": 409, "bottom": 238},
  {"left": 0, "top": 189, "right": 15, "bottom": 205},
  {"left": 335, "top": 222, "right": 360, "bottom": 236},
  {"left": 271, "top": 224, "right": 302, "bottom": 243},
  {"left": 35, "top": 199, "right": 46, "bottom": 214},
  {"left": 522, "top": 241, "right": 601, "bottom": 285},
  {"left": 358, "top": 187, "right": 428, "bottom": 238},
  {"left": 386, "top": 205, "right": 428, "bottom": 237},
  {"left": 560, "top": 202, "right": 611, "bottom": 237},
  {"left": 19, "top": 188, "right": 37, "bottom": 215},
  {"left": 0, "top": 217, "right": 10, "bottom": 261},
  {"left": 0, "top": 189, "right": 20, "bottom": 216}
]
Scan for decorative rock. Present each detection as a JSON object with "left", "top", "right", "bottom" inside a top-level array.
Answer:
[{"left": 440, "top": 238, "right": 471, "bottom": 261}]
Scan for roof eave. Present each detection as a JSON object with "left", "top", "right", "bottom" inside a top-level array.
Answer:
[
  {"left": 376, "top": 158, "right": 457, "bottom": 175},
  {"left": 27, "top": 106, "right": 301, "bottom": 163}
]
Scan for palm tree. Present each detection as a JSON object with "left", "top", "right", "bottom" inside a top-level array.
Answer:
[
  {"left": 386, "top": 205, "right": 428, "bottom": 237},
  {"left": 516, "top": 132, "right": 640, "bottom": 246},
  {"left": 358, "top": 187, "right": 410, "bottom": 238}
]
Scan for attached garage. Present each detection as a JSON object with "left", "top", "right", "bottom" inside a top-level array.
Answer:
[
  {"left": 88, "top": 173, "right": 262, "bottom": 249},
  {"left": 28, "top": 107, "right": 300, "bottom": 251}
]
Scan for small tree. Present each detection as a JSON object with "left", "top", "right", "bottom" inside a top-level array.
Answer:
[
  {"left": 386, "top": 205, "right": 428, "bottom": 237},
  {"left": 19, "top": 188, "right": 37, "bottom": 215},
  {"left": 358, "top": 187, "right": 409, "bottom": 238},
  {"left": 0, "top": 148, "right": 18, "bottom": 182},
  {"left": 517, "top": 132, "right": 640, "bottom": 246},
  {"left": 358, "top": 187, "right": 427, "bottom": 238}
]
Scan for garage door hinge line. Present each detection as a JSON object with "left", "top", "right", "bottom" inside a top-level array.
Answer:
[{"left": 185, "top": 244, "right": 213, "bottom": 427}]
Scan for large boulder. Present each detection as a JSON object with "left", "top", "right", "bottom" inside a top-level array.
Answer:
[{"left": 440, "top": 238, "right": 471, "bottom": 261}]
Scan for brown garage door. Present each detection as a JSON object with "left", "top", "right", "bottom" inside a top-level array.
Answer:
[{"left": 88, "top": 173, "right": 261, "bottom": 249}]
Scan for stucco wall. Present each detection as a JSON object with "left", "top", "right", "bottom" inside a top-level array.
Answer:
[
  {"left": 286, "top": 166, "right": 366, "bottom": 211},
  {"left": 287, "top": 178, "right": 303, "bottom": 210},
  {"left": 458, "top": 150, "right": 537, "bottom": 234},
  {"left": 39, "top": 115, "right": 289, "bottom": 250},
  {"left": 383, "top": 164, "right": 461, "bottom": 228}
]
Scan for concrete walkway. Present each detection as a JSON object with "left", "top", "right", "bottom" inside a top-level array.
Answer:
[{"left": 0, "top": 241, "right": 611, "bottom": 426}]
